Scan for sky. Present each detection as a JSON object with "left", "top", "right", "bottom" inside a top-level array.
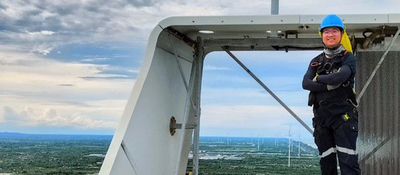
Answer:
[{"left": 1, "top": 0, "right": 400, "bottom": 145}]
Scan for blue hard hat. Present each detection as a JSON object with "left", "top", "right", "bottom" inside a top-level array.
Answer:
[{"left": 320, "top": 14, "right": 344, "bottom": 32}]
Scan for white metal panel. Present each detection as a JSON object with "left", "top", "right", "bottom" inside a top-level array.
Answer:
[
  {"left": 159, "top": 14, "right": 395, "bottom": 29},
  {"left": 99, "top": 25, "right": 164, "bottom": 175},
  {"left": 300, "top": 15, "right": 325, "bottom": 24},
  {"left": 109, "top": 147, "right": 138, "bottom": 175},
  {"left": 300, "top": 14, "right": 389, "bottom": 25},
  {"left": 122, "top": 34, "right": 193, "bottom": 175},
  {"left": 100, "top": 24, "right": 196, "bottom": 174},
  {"left": 340, "top": 14, "right": 388, "bottom": 24},
  {"left": 159, "top": 14, "right": 400, "bottom": 42},
  {"left": 159, "top": 15, "right": 300, "bottom": 28},
  {"left": 389, "top": 14, "right": 400, "bottom": 23}
]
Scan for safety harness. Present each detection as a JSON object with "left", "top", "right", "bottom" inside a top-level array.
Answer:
[{"left": 308, "top": 51, "right": 358, "bottom": 108}]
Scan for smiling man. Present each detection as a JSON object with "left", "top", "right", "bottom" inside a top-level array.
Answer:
[{"left": 302, "top": 14, "right": 360, "bottom": 175}]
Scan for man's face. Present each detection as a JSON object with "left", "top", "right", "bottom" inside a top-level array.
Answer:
[{"left": 322, "top": 27, "right": 342, "bottom": 48}]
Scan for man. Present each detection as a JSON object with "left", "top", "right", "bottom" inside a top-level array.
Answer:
[{"left": 302, "top": 14, "right": 360, "bottom": 175}]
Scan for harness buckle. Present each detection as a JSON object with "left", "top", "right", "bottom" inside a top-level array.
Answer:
[
  {"left": 342, "top": 80, "right": 350, "bottom": 87},
  {"left": 319, "top": 99, "right": 329, "bottom": 108}
]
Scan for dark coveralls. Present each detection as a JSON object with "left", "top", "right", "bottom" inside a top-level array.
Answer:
[{"left": 302, "top": 50, "right": 360, "bottom": 175}]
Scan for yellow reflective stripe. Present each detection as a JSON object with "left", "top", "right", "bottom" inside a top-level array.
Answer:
[
  {"left": 320, "top": 147, "right": 337, "bottom": 158},
  {"left": 336, "top": 145, "right": 358, "bottom": 155},
  {"left": 343, "top": 114, "right": 350, "bottom": 120}
]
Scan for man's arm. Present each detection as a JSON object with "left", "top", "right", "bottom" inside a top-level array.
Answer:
[
  {"left": 316, "top": 65, "right": 352, "bottom": 85},
  {"left": 302, "top": 63, "right": 328, "bottom": 92}
]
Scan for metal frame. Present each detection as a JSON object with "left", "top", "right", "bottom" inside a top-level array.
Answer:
[
  {"left": 357, "top": 26, "right": 400, "bottom": 165},
  {"left": 357, "top": 27, "right": 400, "bottom": 103},
  {"left": 168, "top": 35, "right": 197, "bottom": 111},
  {"left": 120, "top": 140, "right": 138, "bottom": 174},
  {"left": 192, "top": 37, "right": 205, "bottom": 175},
  {"left": 160, "top": 30, "right": 205, "bottom": 175},
  {"left": 100, "top": 14, "right": 400, "bottom": 175},
  {"left": 174, "top": 46, "right": 199, "bottom": 175},
  {"left": 203, "top": 38, "right": 323, "bottom": 52},
  {"left": 181, "top": 25, "right": 400, "bottom": 175}
]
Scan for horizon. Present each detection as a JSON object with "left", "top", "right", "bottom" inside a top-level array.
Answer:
[{"left": 0, "top": 131, "right": 301, "bottom": 139}]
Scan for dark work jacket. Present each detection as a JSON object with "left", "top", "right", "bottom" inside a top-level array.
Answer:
[{"left": 302, "top": 51, "right": 356, "bottom": 118}]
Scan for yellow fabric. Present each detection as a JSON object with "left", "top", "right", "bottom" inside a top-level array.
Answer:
[{"left": 341, "top": 31, "right": 353, "bottom": 53}]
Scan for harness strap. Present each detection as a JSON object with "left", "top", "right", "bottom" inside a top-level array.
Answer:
[{"left": 317, "top": 92, "right": 348, "bottom": 108}]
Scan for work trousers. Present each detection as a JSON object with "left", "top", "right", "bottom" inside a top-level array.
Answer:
[{"left": 313, "top": 108, "right": 361, "bottom": 175}]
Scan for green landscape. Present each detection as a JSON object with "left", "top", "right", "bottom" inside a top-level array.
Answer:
[
  {"left": 0, "top": 133, "right": 320, "bottom": 174},
  {"left": 186, "top": 137, "right": 320, "bottom": 175}
]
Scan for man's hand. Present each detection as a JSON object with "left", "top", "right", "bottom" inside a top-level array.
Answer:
[{"left": 327, "top": 84, "right": 341, "bottom": 91}]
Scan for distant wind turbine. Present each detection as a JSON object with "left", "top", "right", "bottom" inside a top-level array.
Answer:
[
  {"left": 298, "top": 133, "right": 301, "bottom": 158},
  {"left": 288, "top": 125, "right": 291, "bottom": 167}
]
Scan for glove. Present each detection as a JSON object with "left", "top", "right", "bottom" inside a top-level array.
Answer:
[{"left": 327, "top": 84, "right": 341, "bottom": 91}]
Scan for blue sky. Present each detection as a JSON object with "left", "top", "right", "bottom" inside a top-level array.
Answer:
[
  {"left": 199, "top": 51, "right": 317, "bottom": 142},
  {"left": 1, "top": 0, "right": 400, "bottom": 145}
]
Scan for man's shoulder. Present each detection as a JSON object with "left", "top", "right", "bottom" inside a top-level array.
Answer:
[
  {"left": 311, "top": 52, "right": 325, "bottom": 62},
  {"left": 340, "top": 52, "right": 357, "bottom": 72},
  {"left": 344, "top": 51, "right": 355, "bottom": 59},
  {"left": 341, "top": 52, "right": 356, "bottom": 63}
]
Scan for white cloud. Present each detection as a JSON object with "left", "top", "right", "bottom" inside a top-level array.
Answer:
[
  {"left": 30, "top": 45, "right": 53, "bottom": 55},
  {"left": 202, "top": 105, "right": 312, "bottom": 128},
  {"left": 81, "top": 57, "right": 110, "bottom": 62},
  {"left": 0, "top": 48, "right": 134, "bottom": 131},
  {"left": 200, "top": 104, "right": 314, "bottom": 139},
  {"left": 41, "top": 30, "right": 55, "bottom": 35},
  {"left": 204, "top": 65, "right": 231, "bottom": 71},
  {"left": 0, "top": 49, "right": 133, "bottom": 95},
  {"left": 3, "top": 106, "right": 117, "bottom": 128},
  {"left": 27, "top": 30, "right": 55, "bottom": 36}
]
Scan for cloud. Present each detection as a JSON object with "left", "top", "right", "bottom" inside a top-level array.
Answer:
[
  {"left": 31, "top": 45, "right": 53, "bottom": 55},
  {"left": 1, "top": 0, "right": 150, "bottom": 54},
  {"left": 81, "top": 57, "right": 110, "bottom": 62},
  {"left": 202, "top": 105, "right": 312, "bottom": 127},
  {"left": 204, "top": 65, "right": 231, "bottom": 71},
  {"left": 0, "top": 0, "right": 275, "bottom": 55},
  {"left": 80, "top": 75, "right": 131, "bottom": 80},
  {"left": 58, "top": 84, "right": 74, "bottom": 87},
  {"left": 200, "top": 104, "right": 314, "bottom": 138},
  {"left": 3, "top": 106, "right": 117, "bottom": 129},
  {"left": 202, "top": 87, "right": 308, "bottom": 105},
  {"left": 2, "top": 0, "right": 400, "bottom": 56},
  {"left": 27, "top": 30, "right": 55, "bottom": 36},
  {"left": 0, "top": 48, "right": 134, "bottom": 100},
  {"left": 0, "top": 48, "right": 133, "bottom": 132}
]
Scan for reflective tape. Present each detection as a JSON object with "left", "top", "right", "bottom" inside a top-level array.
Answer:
[
  {"left": 336, "top": 145, "right": 358, "bottom": 155},
  {"left": 320, "top": 147, "right": 337, "bottom": 158}
]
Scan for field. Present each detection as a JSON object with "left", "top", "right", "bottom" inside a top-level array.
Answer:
[
  {"left": 0, "top": 133, "right": 320, "bottom": 174},
  {"left": 187, "top": 137, "right": 320, "bottom": 175}
]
